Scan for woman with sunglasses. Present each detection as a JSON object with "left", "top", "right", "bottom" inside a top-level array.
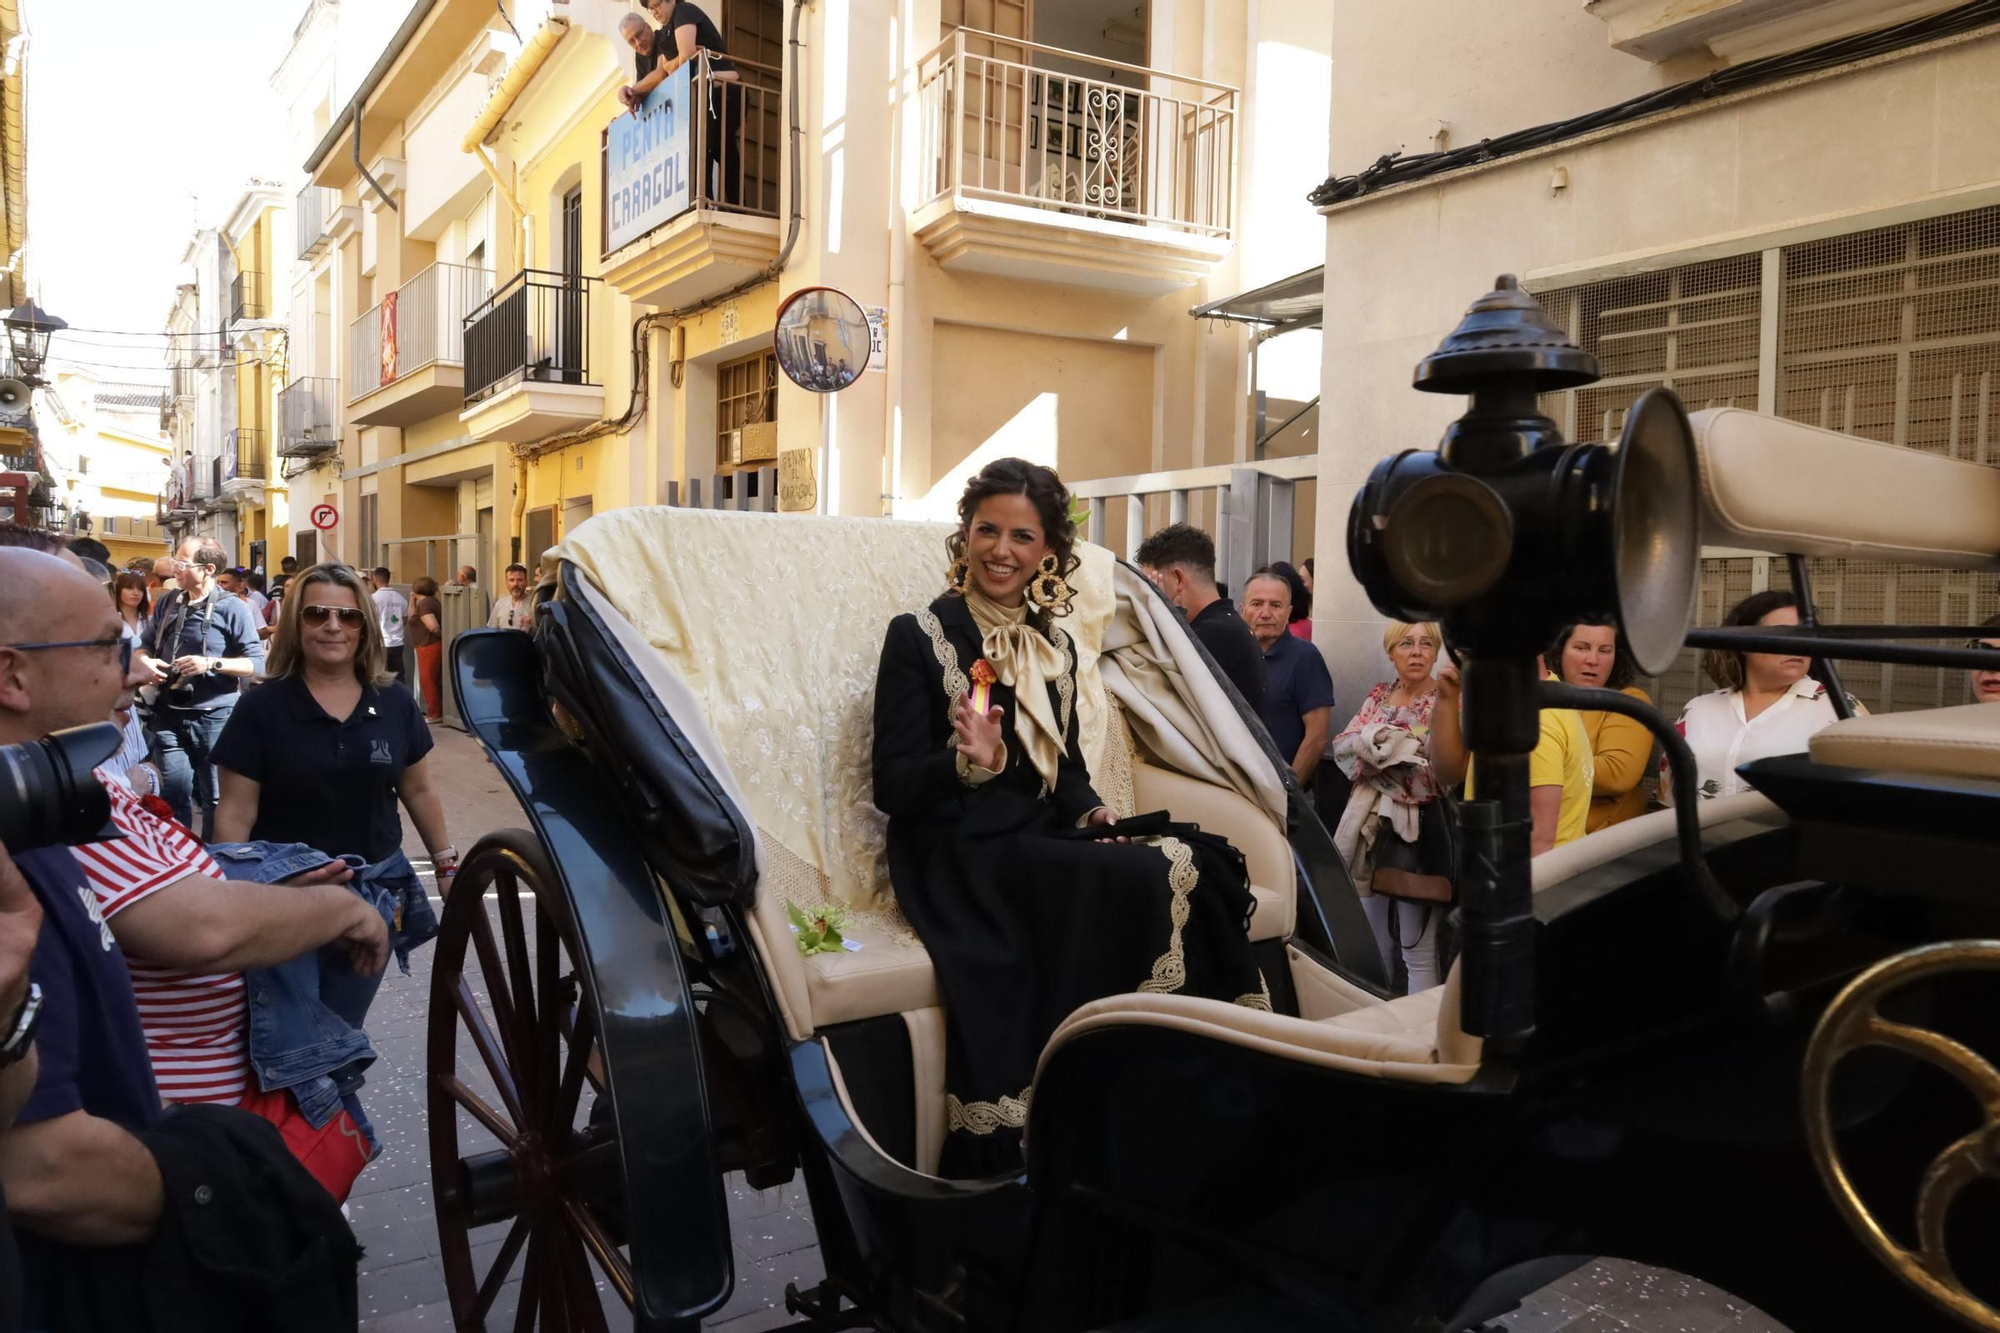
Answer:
[{"left": 210, "top": 564, "right": 457, "bottom": 891}]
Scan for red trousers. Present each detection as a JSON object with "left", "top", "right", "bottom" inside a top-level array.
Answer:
[{"left": 417, "top": 641, "right": 444, "bottom": 720}]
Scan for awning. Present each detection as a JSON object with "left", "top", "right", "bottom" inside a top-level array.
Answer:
[{"left": 1189, "top": 265, "right": 1323, "bottom": 330}]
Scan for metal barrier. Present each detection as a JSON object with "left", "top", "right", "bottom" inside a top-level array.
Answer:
[
  {"left": 1067, "top": 456, "right": 1315, "bottom": 590},
  {"left": 664, "top": 465, "right": 779, "bottom": 511}
]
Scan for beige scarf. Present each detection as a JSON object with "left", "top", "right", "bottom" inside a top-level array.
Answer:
[{"left": 963, "top": 586, "right": 1067, "bottom": 791}]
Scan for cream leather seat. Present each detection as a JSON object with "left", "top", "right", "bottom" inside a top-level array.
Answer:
[
  {"left": 1807, "top": 702, "right": 2000, "bottom": 781},
  {"left": 553, "top": 505, "right": 1301, "bottom": 1173}
]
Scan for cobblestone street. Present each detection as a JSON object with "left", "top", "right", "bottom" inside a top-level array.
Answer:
[{"left": 355, "top": 727, "right": 1785, "bottom": 1333}]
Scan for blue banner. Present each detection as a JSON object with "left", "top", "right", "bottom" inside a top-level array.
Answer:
[{"left": 606, "top": 64, "right": 693, "bottom": 252}]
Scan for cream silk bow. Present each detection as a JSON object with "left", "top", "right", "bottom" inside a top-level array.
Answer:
[{"left": 963, "top": 587, "right": 1068, "bottom": 791}]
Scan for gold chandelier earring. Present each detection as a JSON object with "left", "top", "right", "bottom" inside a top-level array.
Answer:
[
  {"left": 947, "top": 557, "right": 971, "bottom": 596},
  {"left": 1027, "top": 553, "right": 1072, "bottom": 613}
]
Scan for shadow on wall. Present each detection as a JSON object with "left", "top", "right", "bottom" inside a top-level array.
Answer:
[{"left": 923, "top": 324, "right": 1155, "bottom": 547}]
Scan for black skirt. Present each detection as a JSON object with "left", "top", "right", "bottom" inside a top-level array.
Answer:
[{"left": 891, "top": 783, "right": 1266, "bottom": 1178}]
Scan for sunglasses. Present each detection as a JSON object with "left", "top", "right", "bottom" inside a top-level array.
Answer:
[
  {"left": 5, "top": 635, "right": 134, "bottom": 674},
  {"left": 302, "top": 605, "right": 367, "bottom": 628}
]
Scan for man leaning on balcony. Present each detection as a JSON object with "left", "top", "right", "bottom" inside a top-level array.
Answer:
[{"left": 617, "top": 2, "right": 741, "bottom": 208}]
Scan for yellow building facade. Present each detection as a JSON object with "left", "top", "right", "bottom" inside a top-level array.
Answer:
[
  {"left": 221, "top": 187, "right": 294, "bottom": 571},
  {"left": 40, "top": 370, "right": 176, "bottom": 568},
  {"left": 287, "top": 0, "right": 1335, "bottom": 582}
]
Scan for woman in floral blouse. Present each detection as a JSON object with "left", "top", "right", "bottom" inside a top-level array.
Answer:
[{"left": 1331, "top": 620, "right": 1453, "bottom": 993}]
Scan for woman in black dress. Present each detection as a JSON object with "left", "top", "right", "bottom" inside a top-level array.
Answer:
[{"left": 872, "top": 458, "right": 1265, "bottom": 1178}]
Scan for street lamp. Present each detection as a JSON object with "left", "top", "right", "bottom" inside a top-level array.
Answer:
[{"left": 3, "top": 300, "right": 67, "bottom": 385}]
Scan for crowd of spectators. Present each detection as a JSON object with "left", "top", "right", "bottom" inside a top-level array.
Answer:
[{"left": 0, "top": 526, "right": 501, "bottom": 1327}]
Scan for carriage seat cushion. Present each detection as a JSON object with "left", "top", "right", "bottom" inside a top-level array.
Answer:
[
  {"left": 1531, "top": 791, "right": 1777, "bottom": 894},
  {"left": 1690, "top": 407, "right": 2000, "bottom": 571},
  {"left": 1131, "top": 764, "right": 1294, "bottom": 941},
  {"left": 1808, "top": 702, "right": 2000, "bottom": 783}
]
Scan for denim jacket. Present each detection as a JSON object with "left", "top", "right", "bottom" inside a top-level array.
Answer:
[{"left": 204, "top": 841, "right": 441, "bottom": 1132}]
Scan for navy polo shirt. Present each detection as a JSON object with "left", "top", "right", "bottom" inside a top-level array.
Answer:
[
  {"left": 14, "top": 845, "right": 163, "bottom": 1326},
  {"left": 1255, "top": 632, "right": 1335, "bottom": 763},
  {"left": 211, "top": 674, "right": 433, "bottom": 863}
]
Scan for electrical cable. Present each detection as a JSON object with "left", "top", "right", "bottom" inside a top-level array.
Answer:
[{"left": 1308, "top": 0, "right": 2000, "bottom": 207}]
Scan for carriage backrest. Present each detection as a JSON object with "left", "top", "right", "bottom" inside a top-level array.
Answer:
[{"left": 1690, "top": 407, "right": 2000, "bottom": 569}]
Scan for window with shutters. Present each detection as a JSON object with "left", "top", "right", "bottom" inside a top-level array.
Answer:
[
  {"left": 1535, "top": 204, "right": 2000, "bottom": 719},
  {"left": 716, "top": 349, "right": 778, "bottom": 470}
]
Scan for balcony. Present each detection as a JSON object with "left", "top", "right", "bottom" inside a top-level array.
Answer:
[
  {"left": 231, "top": 271, "right": 267, "bottom": 323},
  {"left": 296, "top": 184, "right": 356, "bottom": 260},
  {"left": 347, "top": 262, "right": 493, "bottom": 427},
  {"left": 459, "top": 270, "right": 604, "bottom": 444},
  {"left": 222, "top": 429, "right": 268, "bottom": 496},
  {"left": 278, "top": 377, "right": 341, "bottom": 457},
  {"left": 599, "top": 53, "right": 786, "bottom": 310},
  {"left": 914, "top": 30, "right": 1237, "bottom": 296}
]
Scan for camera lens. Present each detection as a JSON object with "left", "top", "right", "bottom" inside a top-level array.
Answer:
[{"left": 0, "top": 722, "right": 122, "bottom": 853}]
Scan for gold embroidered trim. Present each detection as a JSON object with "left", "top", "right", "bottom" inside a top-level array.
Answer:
[
  {"left": 1053, "top": 626, "right": 1075, "bottom": 740},
  {"left": 1137, "top": 836, "right": 1197, "bottom": 995},
  {"left": 945, "top": 1085, "right": 1031, "bottom": 1135},
  {"left": 1235, "top": 971, "right": 1273, "bottom": 1011},
  {"left": 914, "top": 609, "right": 968, "bottom": 752}
]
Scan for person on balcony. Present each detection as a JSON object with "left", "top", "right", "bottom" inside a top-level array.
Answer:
[
  {"left": 871, "top": 458, "right": 1264, "bottom": 1178},
  {"left": 619, "top": 2, "right": 743, "bottom": 208}
]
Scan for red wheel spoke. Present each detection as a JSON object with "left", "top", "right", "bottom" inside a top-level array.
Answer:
[
  {"left": 558, "top": 1220, "right": 609, "bottom": 1333},
  {"left": 495, "top": 870, "right": 542, "bottom": 1122},
  {"left": 552, "top": 1003, "right": 597, "bottom": 1134},
  {"left": 562, "top": 1197, "right": 634, "bottom": 1307},
  {"left": 446, "top": 1075, "right": 519, "bottom": 1146},
  {"left": 515, "top": 1228, "right": 546, "bottom": 1333},
  {"left": 537, "top": 904, "right": 565, "bottom": 1133},
  {"left": 451, "top": 978, "right": 525, "bottom": 1127},
  {"left": 467, "top": 897, "right": 523, "bottom": 1070},
  {"left": 474, "top": 1214, "right": 532, "bottom": 1321}
]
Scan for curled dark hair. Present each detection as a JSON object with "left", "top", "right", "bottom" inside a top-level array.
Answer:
[
  {"left": 945, "top": 457, "right": 1080, "bottom": 619},
  {"left": 1703, "top": 589, "right": 1798, "bottom": 691},
  {"left": 1549, "top": 615, "right": 1635, "bottom": 691}
]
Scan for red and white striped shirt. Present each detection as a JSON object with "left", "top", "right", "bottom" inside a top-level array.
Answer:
[{"left": 74, "top": 777, "right": 250, "bottom": 1104}]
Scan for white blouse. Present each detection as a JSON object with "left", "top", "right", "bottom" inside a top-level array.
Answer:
[{"left": 1665, "top": 677, "right": 1846, "bottom": 804}]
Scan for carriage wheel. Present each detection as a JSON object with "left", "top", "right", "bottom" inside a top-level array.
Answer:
[
  {"left": 428, "top": 830, "right": 631, "bottom": 1331},
  {"left": 1802, "top": 939, "right": 2000, "bottom": 1333}
]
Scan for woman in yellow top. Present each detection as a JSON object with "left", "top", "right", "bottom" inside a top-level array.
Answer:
[
  {"left": 1430, "top": 654, "right": 1594, "bottom": 856},
  {"left": 1550, "top": 618, "right": 1654, "bottom": 832}
]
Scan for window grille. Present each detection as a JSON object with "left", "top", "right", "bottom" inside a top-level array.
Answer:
[{"left": 1535, "top": 204, "right": 2000, "bottom": 718}]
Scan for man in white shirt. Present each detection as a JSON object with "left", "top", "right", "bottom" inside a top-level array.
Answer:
[
  {"left": 370, "top": 566, "right": 410, "bottom": 684},
  {"left": 488, "top": 563, "right": 534, "bottom": 631}
]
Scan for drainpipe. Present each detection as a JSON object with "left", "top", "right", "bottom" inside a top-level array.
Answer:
[
  {"left": 511, "top": 454, "right": 530, "bottom": 566},
  {"left": 462, "top": 16, "right": 569, "bottom": 270}
]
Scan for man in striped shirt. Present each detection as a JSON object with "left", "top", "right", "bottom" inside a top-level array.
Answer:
[{"left": 75, "top": 780, "right": 389, "bottom": 1108}]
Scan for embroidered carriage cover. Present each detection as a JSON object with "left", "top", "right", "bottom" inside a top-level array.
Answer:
[{"left": 557, "top": 507, "right": 1117, "bottom": 910}]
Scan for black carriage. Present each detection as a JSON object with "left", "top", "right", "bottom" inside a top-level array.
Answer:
[{"left": 424, "top": 279, "right": 2000, "bottom": 1332}]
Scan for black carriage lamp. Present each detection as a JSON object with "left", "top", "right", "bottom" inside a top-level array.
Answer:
[
  {"left": 3, "top": 300, "right": 67, "bottom": 386},
  {"left": 1346, "top": 275, "right": 1704, "bottom": 1047}
]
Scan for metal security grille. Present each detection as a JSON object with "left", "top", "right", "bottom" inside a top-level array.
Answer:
[{"left": 1534, "top": 205, "right": 2000, "bottom": 719}]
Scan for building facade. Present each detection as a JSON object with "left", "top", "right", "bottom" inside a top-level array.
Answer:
[
  {"left": 286, "top": 0, "right": 1336, "bottom": 586},
  {"left": 1311, "top": 0, "right": 2000, "bottom": 717}
]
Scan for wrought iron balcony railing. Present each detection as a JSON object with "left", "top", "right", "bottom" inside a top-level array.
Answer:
[
  {"left": 224, "top": 428, "right": 267, "bottom": 482},
  {"left": 917, "top": 29, "right": 1238, "bottom": 239},
  {"left": 347, "top": 262, "right": 493, "bottom": 404},
  {"left": 231, "top": 271, "right": 268, "bottom": 322},
  {"left": 463, "top": 269, "right": 599, "bottom": 405},
  {"left": 296, "top": 185, "right": 341, "bottom": 259}
]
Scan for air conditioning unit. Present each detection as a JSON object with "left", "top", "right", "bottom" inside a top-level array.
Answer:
[{"left": 729, "top": 421, "right": 778, "bottom": 465}]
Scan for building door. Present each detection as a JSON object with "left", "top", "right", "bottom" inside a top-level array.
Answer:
[
  {"left": 557, "top": 186, "right": 584, "bottom": 384},
  {"left": 941, "top": 0, "right": 1033, "bottom": 199},
  {"left": 525, "top": 506, "right": 556, "bottom": 568},
  {"left": 295, "top": 531, "right": 317, "bottom": 567}
]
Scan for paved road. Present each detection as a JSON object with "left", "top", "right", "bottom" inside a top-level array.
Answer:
[{"left": 354, "top": 727, "right": 1785, "bottom": 1333}]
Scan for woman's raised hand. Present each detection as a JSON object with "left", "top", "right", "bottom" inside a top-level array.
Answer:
[
  {"left": 953, "top": 697, "right": 1006, "bottom": 772},
  {"left": 1436, "top": 663, "right": 1462, "bottom": 704}
]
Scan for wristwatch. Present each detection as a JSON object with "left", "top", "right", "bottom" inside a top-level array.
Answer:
[{"left": 0, "top": 983, "right": 43, "bottom": 1069}]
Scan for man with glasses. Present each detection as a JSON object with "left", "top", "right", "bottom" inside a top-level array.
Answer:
[{"left": 140, "top": 539, "right": 264, "bottom": 834}]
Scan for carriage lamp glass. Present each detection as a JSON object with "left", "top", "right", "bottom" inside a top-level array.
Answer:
[
  {"left": 774, "top": 286, "right": 872, "bottom": 394},
  {"left": 3, "top": 300, "right": 67, "bottom": 385}
]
